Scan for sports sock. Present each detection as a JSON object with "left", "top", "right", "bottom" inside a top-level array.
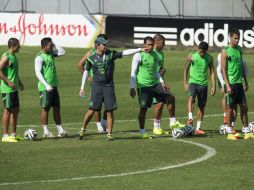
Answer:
[
  {"left": 3, "top": 134, "right": 9, "bottom": 138},
  {"left": 196, "top": 121, "right": 202, "bottom": 130},
  {"left": 169, "top": 117, "right": 176, "bottom": 123},
  {"left": 96, "top": 122, "right": 104, "bottom": 131},
  {"left": 56, "top": 125, "right": 64, "bottom": 133},
  {"left": 153, "top": 119, "right": 160, "bottom": 129},
  {"left": 140, "top": 129, "right": 145, "bottom": 134},
  {"left": 188, "top": 112, "right": 193, "bottom": 120},
  {"left": 43, "top": 125, "right": 49, "bottom": 134},
  {"left": 11, "top": 133, "right": 16, "bottom": 137}
]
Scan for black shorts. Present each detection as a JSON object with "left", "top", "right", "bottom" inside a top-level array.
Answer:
[
  {"left": 188, "top": 83, "right": 207, "bottom": 107},
  {"left": 225, "top": 83, "right": 247, "bottom": 107},
  {"left": 89, "top": 84, "right": 117, "bottom": 111},
  {"left": 1, "top": 91, "right": 19, "bottom": 109},
  {"left": 137, "top": 83, "right": 172, "bottom": 108},
  {"left": 39, "top": 88, "right": 60, "bottom": 108}
]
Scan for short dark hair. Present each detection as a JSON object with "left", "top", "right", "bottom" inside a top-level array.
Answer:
[
  {"left": 229, "top": 28, "right": 240, "bottom": 37},
  {"left": 198, "top": 41, "right": 208, "bottom": 51},
  {"left": 8, "top": 38, "right": 19, "bottom": 48},
  {"left": 41, "top": 37, "right": 52, "bottom": 48},
  {"left": 144, "top": 36, "right": 154, "bottom": 44},
  {"left": 153, "top": 33, "right": 165, "bottom": 42},
  {"left": 97, "top": 34, "right": 108, "bottom": 40}
]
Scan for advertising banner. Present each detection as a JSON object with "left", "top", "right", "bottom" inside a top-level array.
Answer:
[
  {"left": 106, "top": 16, "right": 254, "bottom": 48},
  {"left": 0, "top": 13, "right": 105, "bottom": 48}
]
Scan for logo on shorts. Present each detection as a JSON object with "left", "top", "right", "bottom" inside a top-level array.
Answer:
[{"left": 89, "top": 101, "right": 93, "bottom": 106}]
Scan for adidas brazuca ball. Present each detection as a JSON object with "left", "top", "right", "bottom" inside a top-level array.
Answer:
[
  {"left": 172, "top": 128, "right": 184, "bottom": 138},
  {"left": 219, "top": 124, "right": 227, "bottom": 135},
  {"left": 24, "top": 129, "right": 37, "bottom": 141}
]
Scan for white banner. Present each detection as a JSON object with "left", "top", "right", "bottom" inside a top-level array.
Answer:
[{"left": 0, "top": 13, "right": 105, "bottom": 48}]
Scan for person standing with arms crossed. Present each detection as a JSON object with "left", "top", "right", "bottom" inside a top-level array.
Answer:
[
  {"left": 183, "top": 41, "right": 216, "bottom": 135},
  {"left": 35, "top": 37, "right": 68, "bottom": 138},
  {"left": 0, "top": 38, "right": 24, "bottom": 142}
]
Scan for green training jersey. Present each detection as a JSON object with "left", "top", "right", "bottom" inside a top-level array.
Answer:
[
  {"left": 0, "top": 51, "right": 19, "bottom": 93},
  {"left": 224, "top": 45, "right": 243, "bottom": 84},
  {"left": 154, "top": 49, "right": 164, "bottom": 72},
  {"left": 136, "top": 51, "right": 159, "bottom": 88},
  {"left": 189, "top": 51, "right": 212, "bottom": 86},
  {"left": 37, "top": 51, "right": 58, "bottom": 91}
]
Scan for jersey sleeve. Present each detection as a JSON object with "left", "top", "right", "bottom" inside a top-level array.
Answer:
[{"left": 85, "top": 59, "right": 92, "bottom": 71}]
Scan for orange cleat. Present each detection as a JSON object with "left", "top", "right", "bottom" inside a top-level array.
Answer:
[{"left": 195, "top": 129, "right": 206, "bottom": 135}]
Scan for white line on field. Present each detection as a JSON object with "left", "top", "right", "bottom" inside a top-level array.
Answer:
[
  {"left": 0, "top": 139, "right": 216, "bottom": 186},
  {"left": 16, "top": 112, "right": 254, "bottom": 128}
]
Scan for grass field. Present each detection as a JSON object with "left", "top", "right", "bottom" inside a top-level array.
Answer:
[{"left": 0, "top": 45, "right": 254, "bottom": 190}]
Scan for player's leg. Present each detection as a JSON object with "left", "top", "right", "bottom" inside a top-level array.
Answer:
[
  {"left": 103, "top": 85, "right": 117, "bottom": 140},
  {"left": 186, "top": 83, "right": 197, "bottom": 127},
  {"left": 94, "top": 111, "right": 106, "bottom": 133},
  {"left": 137, "top": 87, "right": 153, "bottom": 138},
  {"left": 79, "top": 84, "right": 103, "bottom": 139},
  {"left": 153, "top": 101, "right": 165, "bottom": 135},
  {"left": 195, "top": 85, "right": 207, "bottom": 135}
]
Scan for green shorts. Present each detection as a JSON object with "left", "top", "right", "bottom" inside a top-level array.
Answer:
[
  {"left": 39, "top": 88, "right": 60, "bottom": 108},
  {"left": 1, "top": 91, "right": 19, "bottom": 109}
]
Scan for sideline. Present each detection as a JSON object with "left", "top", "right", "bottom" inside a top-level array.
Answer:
[{"left": 0, "top": 139, "right": 216, "bottom": 186}]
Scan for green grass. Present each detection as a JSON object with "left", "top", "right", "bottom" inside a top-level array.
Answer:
[{"left": 0, "top": 46, "right": 254, "bottom": 190}]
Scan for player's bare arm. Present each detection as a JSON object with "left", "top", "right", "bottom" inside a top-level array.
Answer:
[
  {"left": 0, "top": 56, "right": 17, "bottom": 90},
  {"left": 78, "top": 50, "right": 92, "bottom": 73},
  {"left": 209, "top": 56, "right": 216, "bottom": 96},
  {"left": 183, "top": 55, "right": 192, "bottom": 92},
  {"left": 221, "top": 50, "right": 231, "bottom": 94}
]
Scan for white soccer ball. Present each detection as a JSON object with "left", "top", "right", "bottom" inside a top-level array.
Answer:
[
  {"left": 248, "top": 122, "right": 254, "bottom": 133},
  {"left": 172, "top": 128, "right": 184, "bottom": 138},
  {"left": 24, "top": 129, "right": 37, "bottom": 141},
  {"left": 219, "top": 124, "right": 227, "bottom": 135}
]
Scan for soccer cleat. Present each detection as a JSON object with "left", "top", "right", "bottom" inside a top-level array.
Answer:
[
  {"left": 187, "top": 119, "right": 193, "bottom": 126},
  {"left": 169, "top": 120, "right": 185, "bottom": 129},
  {"left": 10, "top": 135, "right": 25, "bottom": 141},
  {"left": 233, "top": 133, "right": 244, "bottom": 139},
  {"left": 244, "top": 133, "right": 254, "bottom": 140},
  {"left": 195, "top": 129, "right": 206, "bottom": 135},
  {"left": 227, "top": 133, "right": 238, "bottom": 140},
  {"left": 43, "top": 132, "right": 55, "bottom": 138},
  {"left": 78, "top": 128, "right": 85, "bottom": 140},
  {"left": 2, "top": 136, "right": 18, "bottom": 143},
  {"left": 106, "top": 134, "right": 114, "bottom": 141},
  {"left": 153, "top": 128, "right": 165, "bottom": 135},
  {"left": 57, "top": 130, "right": 68, "bottom": 137},
  {"left": 140, "top": 133, "right": 152, "bottom": 139}
]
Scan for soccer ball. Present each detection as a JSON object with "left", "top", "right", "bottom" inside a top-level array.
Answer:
[
  {"left": 172, "top": 128, "right": 184, "bottom": 138},
  {"left": 182, "top": 125, "right": 194, "bottom": 136},
  {"left": 24, "top": 129, "right": 37, "bottom": 141},
  {"left": 248, "top": 122, "right": 254, "bottom": 133},
  {"left": 219, "top": 124, "right": 227, "bottom": 135}
]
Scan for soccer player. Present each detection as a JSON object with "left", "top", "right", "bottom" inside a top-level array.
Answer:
[
  {"left": 0, "top": 38, "right": 24, "bottom": 142},
  {"left": 217, "top": 52, "right": 248, "bottom": 133},
  {"left": 79, "top": 36, "right": 147, "bottom": 141},
  {"left": 221, "top": 28, "right": 253, "bottom": 140},
  {"left": 130, "top": 36, "right": 184, "bottom": 139},
  {"left": 78, "top": 34, "right": 108, "bottom": 133},
  {"left": 35, "top": 37, "right": 68, "bottom": 138},
  {"left": 152, "top": 34, "right": 167, "bottom": 135},
  {"left": 183, "top": 41, "right": 216, "bottom": 135}
]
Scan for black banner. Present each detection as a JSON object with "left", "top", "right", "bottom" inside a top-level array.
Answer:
[{"left": 105, "top": 16, "right": 254, "bottom": 48}]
